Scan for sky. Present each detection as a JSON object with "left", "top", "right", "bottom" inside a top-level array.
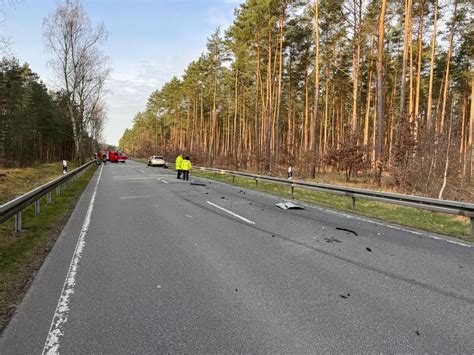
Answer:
[{"left": 3, "top": 0, "right": 243, "bottom": 146}]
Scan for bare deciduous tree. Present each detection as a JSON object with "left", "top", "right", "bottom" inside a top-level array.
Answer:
[
  {"left": 43, "top": 0, "right": 109, "bottom": 159},
  {"left": 0, "top": 0, "right": 22, "bottom": 55}
]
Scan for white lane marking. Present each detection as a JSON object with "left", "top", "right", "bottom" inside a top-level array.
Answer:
[
  {"left": 42, "top": 164, "right": 103, "bottom": 354},
  {"left": 203, "top": 179, "right": 472, "bottom": 248},
  {"left": 139, "top": 170, "right": 146, "bottom": 174},
  {"left": 206, "top": 201, "right": 256, "bottom": 225},
  {"left": 155, "top": 178, "right": 169, "bottom": 184}
]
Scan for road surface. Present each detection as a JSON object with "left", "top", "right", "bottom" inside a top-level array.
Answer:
[{"left": 1, "top": 161, "right": 473, "bottom": 353}]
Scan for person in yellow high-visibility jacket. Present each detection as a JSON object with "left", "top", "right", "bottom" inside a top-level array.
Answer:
[
  {"left": 175, "top": 154, "right": 183, "bottom": 179},
  {"left": 181, "top": 156, "right": 192, "bottom": 181}
]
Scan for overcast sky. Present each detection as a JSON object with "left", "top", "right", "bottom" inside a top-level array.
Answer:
[{"left": 3, "top": 0, "right": 242, "bottom": 146}]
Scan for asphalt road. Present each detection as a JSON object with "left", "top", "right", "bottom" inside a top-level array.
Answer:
[{"left": 1, "top": 161, "right": 473, "bottom": 353}]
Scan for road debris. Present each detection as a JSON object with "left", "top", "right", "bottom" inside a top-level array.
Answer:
[
  {"left": 366, "top": 247, "right": 372, "bottom": 252},
  {"left": 275, "top": 202, "right": 305, "bottom": 210},
  {"left": 190, "top": 182, "right": 206, "bottom": 186},
  {"left": 324, "top": 237, "right": 342, "bottom": 243},
  {"left": 336, "top": 227, "right": 358, "bottom": 236}
]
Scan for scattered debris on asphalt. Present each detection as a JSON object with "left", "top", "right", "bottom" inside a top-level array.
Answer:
[
  {"left": 271, "top": 235, "right": 275, "bottom": 238},
  {"left": 336, "top": 227, "right": 358, "bottom": 236},
  {"left": 366, "top": 247, "right": 372, "bottom": 252},
  {"left": 275, "top": 202, "right": 305, "bottom": 210},
  {"left": 415, "top": 330, "right": 420, "bottom": 336},
  {"left": 324, "top": 237, "right": 342, "bottom": 243},
  {"left": 190, "top": 182, "right": 206, "bottom": 186},
  {"left": 339, "top": 293, "right": 350, "bottom": 299},
  {"left": 221, "top": 196, "right": 225, "bottom": 199}
]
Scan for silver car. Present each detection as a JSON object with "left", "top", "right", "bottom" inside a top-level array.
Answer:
[{"left": 148, "top": 155, "right": 168, "bottom": 167}]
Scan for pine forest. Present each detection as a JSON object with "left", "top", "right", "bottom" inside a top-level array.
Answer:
[{"left": 118, "top": 0, "right": 471, "bottom": 200}]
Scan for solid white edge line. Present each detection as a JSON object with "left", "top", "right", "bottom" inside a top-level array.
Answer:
[
  {"left": 206, "top": 201, "right": 256, "bottom": 225},
  {"left": 42, "top": 164, "right": 103, "bottom": 354}
]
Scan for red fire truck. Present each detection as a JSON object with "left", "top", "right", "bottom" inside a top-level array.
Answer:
[
  {"left": 98, "top": 151, "right": 128, "bottom": 163},
  {"left": 109, "top": 151, "right": 128, "bottom": 163}
]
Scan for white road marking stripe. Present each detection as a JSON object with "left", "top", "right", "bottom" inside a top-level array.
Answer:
[
  {"left": 139, "top": 170, "right": 146, "bottom": 174},
  {"left": 155, "top": 178, "right": 169, "bottom": 184},
  {"left": 206, "top": 201, "right": 255, "bottom": 225},
  {"left": 42, "top": 164, "right": 103, "bottom": 354}
]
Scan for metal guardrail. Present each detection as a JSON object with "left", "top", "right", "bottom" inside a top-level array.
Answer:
[
  {"left": 197, "top": 166, "right": 474, "bottom": 237},
  {"left": 0, "top": 161, "right": 95, "bottom": 232}
]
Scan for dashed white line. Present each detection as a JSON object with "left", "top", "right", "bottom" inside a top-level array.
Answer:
[
  {"left": 155, "top": 178, "right": 169, "bottom": 184},
  {"left": 42, "top": 165, "right": 103, "bottom": 354},
  {"left": 206, "top": 201, "right": 256, "bottom": 225}
]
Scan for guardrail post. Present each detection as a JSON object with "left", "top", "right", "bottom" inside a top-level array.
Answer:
[
  {"left": 291, "top": 185, "right": 295, "bottom": 198},
  {"left": 56, "top": 186, "right": 61, "bottom": 197},
  {"left": 351, "top": 196, "right": 356, "bottom": 209},
  {"left": 34, "top": 199, "right": 40, "bottom": 216},
  {"left": 47, "top": 191, "right": 52, "bottom": 204},
  {"left": 15, "top": 211, "right": 22, "bottom": 232},
  {"left": 255, "top": 178, "right": 258, "bottom": 187},
  {"left": 232, "top": 175, "right": 235, "bottom": 183},
  {"left": 470, "top": 216, "right": 474, "bottom": 238}
]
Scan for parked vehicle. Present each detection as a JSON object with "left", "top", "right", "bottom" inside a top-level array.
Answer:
[
  {"left": 97, "top": 150, "right": 127, "bottom": 163},
  {"left": 109, "top": 150, "right": 128, "bottom": 163},
  {"left": 148, "top": 156, "right": 167, "bottom": 167}
]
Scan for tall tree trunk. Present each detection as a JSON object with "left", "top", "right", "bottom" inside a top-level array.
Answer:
[
  {"left": 439, "top": 1, "right": 457, "bottom": 135},
  {"left": 414, "top": 0, "right": 424, "bottom": 138},
  {"left": 375, "top": 0, "right": 387, "bottom": 185},
  {"left": 426, "top": 0, "right": 438, "bottom": 129},
  {"left": 364, "top": 35, "right": 375, "bottom": 146},
  {"left": 233, "top": 69, "right": 239, "bottom": 168},
  {"left": 399, "top": 0, "right": 413, "bottom": 131},
  {"left": 467, "top": 76, "right": 474, "bottom": 181},
  {"left": 351, "top": 0, "right": 362, "bottom": 134},
  {"left": 312, "top": 0, "right": 320, "bottom": 172},
  {"left": 275, "top": 6, "right": 285, "bottom": 168},
  {"left": 438, "top": 113, "right": 453, "bottom": 199}
]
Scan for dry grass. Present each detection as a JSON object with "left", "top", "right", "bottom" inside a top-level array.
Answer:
[{"left": 0, "top": 162, "right": 80, "bottom": 205}]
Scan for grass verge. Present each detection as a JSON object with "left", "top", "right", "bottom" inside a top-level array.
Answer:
[
  {"left": 0, "top": 161, "right": 81, "bottom": 205},
  {"left": 191, "top": 170, "right": 472, "bottom": 242},
  {"left": 0, "top": 164, "right": 97, "bottom": 331}
]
